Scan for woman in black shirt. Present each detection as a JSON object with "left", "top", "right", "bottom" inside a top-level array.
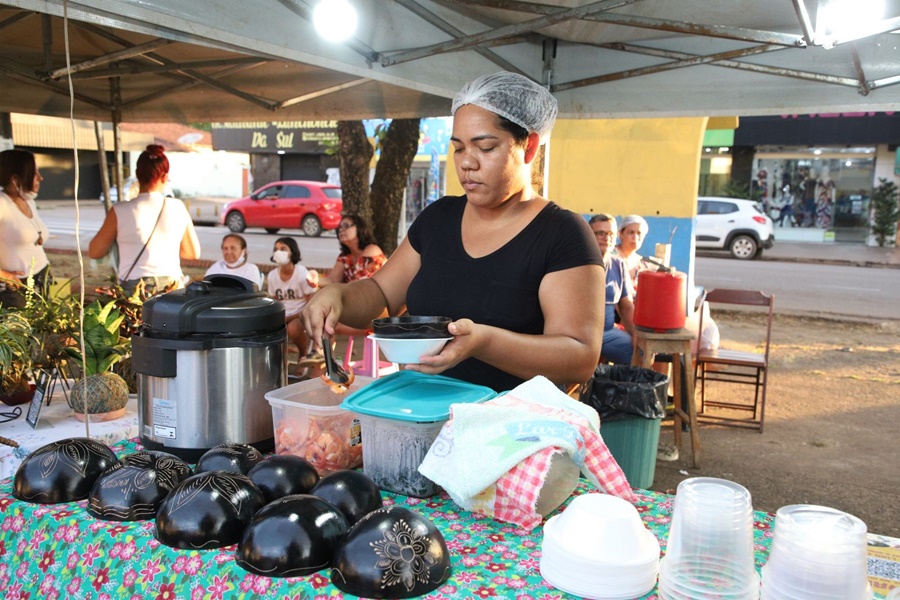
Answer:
[{"left": 302, "top": 72, "right": 604, "bottom": 391}]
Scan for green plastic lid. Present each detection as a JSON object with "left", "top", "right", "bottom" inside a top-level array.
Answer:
[{"left": 340, "top": 371, "right": 497, "bottom": 422}]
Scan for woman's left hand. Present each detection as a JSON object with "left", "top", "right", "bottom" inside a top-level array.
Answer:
[{"left": 405, "top": 319, "right": 478, "bottom": 375}]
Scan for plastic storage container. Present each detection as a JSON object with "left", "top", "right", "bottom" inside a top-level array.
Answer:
[
  {"left": 266, "top": 376, "right": 374, "bottom": 476},
  {"left": 341, "top": 371, "right": 497, "bottom": 497}
]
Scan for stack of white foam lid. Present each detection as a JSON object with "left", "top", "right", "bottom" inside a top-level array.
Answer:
[{"left": 540, "top": 493, "right": 660, "bottom": 599}]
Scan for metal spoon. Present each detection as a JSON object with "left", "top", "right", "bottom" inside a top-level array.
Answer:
[{"left": 321, "top": 332, "right": 354, "bottom": 391}]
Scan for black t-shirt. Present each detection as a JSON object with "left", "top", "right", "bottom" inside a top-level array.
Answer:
[{"left": 407, "top": 195, "right": 603, "bottom": 391}]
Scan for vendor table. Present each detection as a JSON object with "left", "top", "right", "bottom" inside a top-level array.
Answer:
[
  {"left": 0, "top": 392, "right": 139, "bottom": 480},
  {"left": 0, "top": 439, "right": 895, "bottom": 599}
]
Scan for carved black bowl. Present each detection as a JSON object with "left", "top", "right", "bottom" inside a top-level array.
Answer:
[
  {"left": 13, "top": 437, "right": 118, "bottom": 504},
  {"left": 155, "top": 470, "right": 265, "bottom": 549}
]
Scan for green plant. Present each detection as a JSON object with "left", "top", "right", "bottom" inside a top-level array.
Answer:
[
  {"left": 65, "top": 299, "right": 129, "bottom": 376},
  {"left": 18, "top": 276, "right": 80, "bottom": 368},
  {"left": 0, "top": 311, "right": 38, "bottom": 395},
  {"left": 65, "top": 299, "right": 131, "bottom": 414},
  {"left": 870, "top": 177, "right": 899, "bottom": 247},
  {"left": 720, "top": 179, "right": 752, "bottom": 199}
]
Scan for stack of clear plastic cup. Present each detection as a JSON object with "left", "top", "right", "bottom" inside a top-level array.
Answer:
[
  {"left": 761, "top": 504, "right": 871, "bottom": 600},
  {"left": 658, "top": 477, "right": 760, "bottom": 600}
]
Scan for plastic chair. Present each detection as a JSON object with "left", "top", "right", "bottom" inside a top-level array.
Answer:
[
  {"left": 695, "top": 288, "right": 774, "bottom": 432},
  {"left": 342, "top": 335, "right": 398, "bottom": 379}
]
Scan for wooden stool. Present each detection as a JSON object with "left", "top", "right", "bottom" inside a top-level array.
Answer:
[{"left": 631, "top": 328, "right": 700, "bottom": 467}]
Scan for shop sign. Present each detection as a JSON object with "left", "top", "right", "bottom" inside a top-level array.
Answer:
[
  {"left": 734, "top": 112, "right": 900, "bottom": 146},
  {"left": 210, "top": 121, "right": 338, "bottom": 153}
]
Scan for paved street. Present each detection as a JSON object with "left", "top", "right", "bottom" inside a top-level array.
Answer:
[
  {"left": 40, "top": 203, "right": 343, "bottom": 272},
  {"left": 694, "top": 256, "right": 900, "bottom": 321},
  {"left": 38, "top": 200, "right": 900, "bottom": 322}
]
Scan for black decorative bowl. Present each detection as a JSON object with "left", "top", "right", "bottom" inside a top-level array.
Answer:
[
  {"left": 311, "top": 470, "right": 382, "bottom": 526},
  {"left": 87, "top": 451, "right": 192, "bottom": 521},
  {"left": 371, "top": 316, "right": 451, "bottom": 339},
  {"left": 331, "top": 506, "right": 451, "bottom": 598},
  {"left": 155, "top": 471, "right": 266, "bottom": 550},
  {"left": 194, "top": 443, "right": 264, "bottom": 476},
  {"left": 235, "top": 494, "right": 350, "bottom": 577},
  {"left": 13, "top": 437, "right": 118, "bottom": 504},
  {"left": 247, "top": 455, "right": 320, "bottom": 504}
]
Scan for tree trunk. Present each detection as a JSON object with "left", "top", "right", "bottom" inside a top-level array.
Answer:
[
  {"left": 336, "top": 120, "right": 373, "bottom": 225},
  {"left": 370, "top": 119, "right": 421, "bottom": 255}
]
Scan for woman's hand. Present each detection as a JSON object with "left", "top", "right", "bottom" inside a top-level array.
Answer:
[
  {"left": 301, "top": 284, "right": 345, "bottom": 350},
  {"left": 406, "top": 319, "right": 479, "bottom": 375}
]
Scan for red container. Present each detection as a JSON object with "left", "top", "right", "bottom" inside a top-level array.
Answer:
[{"left": 634, "top": 270, "right": 687, "bottom": 332}]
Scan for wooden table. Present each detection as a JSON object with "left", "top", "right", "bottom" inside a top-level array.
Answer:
[{"left": 631, "top": 327, "right": 700, "bottom": 467}]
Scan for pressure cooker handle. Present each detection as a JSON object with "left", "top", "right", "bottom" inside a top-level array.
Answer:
[{"left": 131, "top": 335, "right": 178, "bottom": 378}]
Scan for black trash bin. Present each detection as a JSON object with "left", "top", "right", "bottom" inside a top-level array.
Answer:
[{"left": 580, "top": 365, "right": 668, "bottom": 489}]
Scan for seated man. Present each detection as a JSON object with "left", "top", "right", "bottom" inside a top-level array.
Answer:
[{"left": 589, "top": 214, "right": 635, "bottom": 365}]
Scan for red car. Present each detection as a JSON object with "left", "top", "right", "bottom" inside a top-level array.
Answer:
[{"left": 222, "top": 180, "right": 343, "bottom": 237}]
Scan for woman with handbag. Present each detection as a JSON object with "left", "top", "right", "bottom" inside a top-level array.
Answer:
[{"left": 89, "top": 145, "right": 200, "bottom": 298}]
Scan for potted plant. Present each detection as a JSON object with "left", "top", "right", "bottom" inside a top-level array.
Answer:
[
  {"left": 0, "top": 311, "right": 39, "bottom": 406},
  {"left": 870, "top": 177, "right": 900, "bottom": 247},
  {"left": 65, "top": 299, "right": 131, "bottom": 421}
]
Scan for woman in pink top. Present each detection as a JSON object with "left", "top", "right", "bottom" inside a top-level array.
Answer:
[{"left": 325, "top": 215, "right": 386, "bottom": 284}]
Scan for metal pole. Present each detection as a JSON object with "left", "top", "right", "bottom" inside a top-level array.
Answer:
[
  {"left": 95, "top": 121, "right": 112, "bottom": 212},
  {"left": 110, "top": 76, "right": 124, "bottom": 205}
]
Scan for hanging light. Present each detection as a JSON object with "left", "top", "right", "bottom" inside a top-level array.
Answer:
[
  {"left": 815, "top": 0, "right": 887, "bottom": 48},
  {"left": 313, "top": 0, "right": 358, "bottom": 42}
]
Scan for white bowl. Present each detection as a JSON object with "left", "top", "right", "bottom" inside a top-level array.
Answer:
[{"left": 369, "top": 334, "right": 451, "bottom": 364}]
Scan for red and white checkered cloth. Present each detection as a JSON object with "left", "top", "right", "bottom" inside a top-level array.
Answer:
[{"left": 419, "top": 376, "right": 636, "bottom": 531}]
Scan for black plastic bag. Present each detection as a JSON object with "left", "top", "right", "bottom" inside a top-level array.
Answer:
[{"left": 579, "top": 365, "right": 668, "bottom": 422}]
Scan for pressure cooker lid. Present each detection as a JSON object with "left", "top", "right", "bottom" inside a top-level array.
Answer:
[{"left": 141, "top": 277, "right": 285, "bottom": 336}]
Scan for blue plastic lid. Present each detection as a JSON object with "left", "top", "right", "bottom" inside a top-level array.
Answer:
[{"left": 340, "top": 371, "right": 497, "bottom": 422}]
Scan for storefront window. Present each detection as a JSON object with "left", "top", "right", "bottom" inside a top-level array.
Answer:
[{"left": 753, "top": 148, "right": 875, "bottom": 240}]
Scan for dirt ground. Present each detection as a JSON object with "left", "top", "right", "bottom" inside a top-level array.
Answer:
[{"left": 48, "top": 250, "right": 900, "bottom": 537}]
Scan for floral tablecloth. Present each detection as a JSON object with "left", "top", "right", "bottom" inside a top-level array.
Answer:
[{"left": 0, "top": 439, "right": 777, "bottom": 600}]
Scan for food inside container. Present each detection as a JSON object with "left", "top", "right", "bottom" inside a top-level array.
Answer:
[
  {"left": 340, "top": 371, "right": 497, "bottom": 497},
  {"left": 266, "top": 377, "right": 374, "bottom": 475}
]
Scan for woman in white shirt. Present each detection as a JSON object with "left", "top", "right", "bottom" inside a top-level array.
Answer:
[
  {"left": 89, "top": 145, "right": 200, "bottom": 298},
  {"left": 204, "top": 234, "right": 262, "bottom": 288},
  {"left": 266, "top": 237, "right": 319, "bottom": 364},
  {"left": 0, "top": 149, "right": 50, "bottom": 308}
]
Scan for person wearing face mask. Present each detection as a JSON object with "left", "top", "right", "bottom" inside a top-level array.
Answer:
[
  {"left": 266, "top": 237, "right": 320, "bottom": 371},
  {"left": 0, "top": 149, "right": 51, "bottom": 309},
  {"left": 204, "top": 233, "right": 262, "bottom": 288}
]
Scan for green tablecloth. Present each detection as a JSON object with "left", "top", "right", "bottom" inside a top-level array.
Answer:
[{"left": 0, "top": 439, "right": 777, "bottom": 599}]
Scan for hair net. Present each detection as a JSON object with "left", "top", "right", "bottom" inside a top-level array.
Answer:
[
  {"left": 618, "top": 214, "right": 649, "bottom": 236},
  {"left": 451, "top": 72, "right": 558, "bottom": 143}
]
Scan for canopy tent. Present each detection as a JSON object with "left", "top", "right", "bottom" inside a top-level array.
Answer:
[{"left": 1, "top": 0, "right": 900, "bottom": 123}]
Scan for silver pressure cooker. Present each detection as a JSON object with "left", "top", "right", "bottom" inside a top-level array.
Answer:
[{"left": 132, "top": 275, "right": 286, "bottom": 461}]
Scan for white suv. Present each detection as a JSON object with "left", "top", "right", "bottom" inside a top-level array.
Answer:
[{"left": 695, "top": 197, "right": 775, "bottom": 260}]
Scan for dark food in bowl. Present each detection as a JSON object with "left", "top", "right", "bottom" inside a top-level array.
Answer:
[
  {"left": 13, "top": 437, "right": 118, "bottom": 504},
  {"left": 155, "top": 471, "right": 266, "bottom": 550},
  {"left": 372, "top": 316, "right": 451, "bottom": 339},
  {"left": 88, "top": 451, "right": 192, "bottom": 521},
  {"left": 310, "top": 470, "right": 383, "bottom": 526},
  {"left": 248, "top": 455, "right": 320, "bottom": 504},
  {"left": 194, "top": 443, "right": 264, "bottom": 476},
  {"left": 331, "top": 506, "right": 451, "bottom": 598},
  {"left": 235, "top": 494, "right": 350, "bottom": 577}
]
